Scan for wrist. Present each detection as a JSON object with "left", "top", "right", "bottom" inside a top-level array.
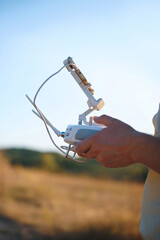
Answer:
[
  {"left": 131, "top": 131, "right": 151, "bottom": 165},
  {"left": 131, "top": 131, "right": 160, "bottom": 173}
]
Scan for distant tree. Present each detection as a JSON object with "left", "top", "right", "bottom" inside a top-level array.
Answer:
[{"left": 41, "top": 153, "right": 60, "bottom": 172}]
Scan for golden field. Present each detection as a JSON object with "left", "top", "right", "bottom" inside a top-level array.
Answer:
[{"left": 0, "top": 154, "right": 143, "bottom": 240}]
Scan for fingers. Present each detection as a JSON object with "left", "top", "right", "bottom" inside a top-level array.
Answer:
[
  {"left": 97, "top": 152, "right": 121, "bottom": 168},
  {"left": 76, "top": 138, "right": 92, "bottom": 157},
  {"left": 93, "top": 115, "right": 118, "bottom": 126},
  {"left": 76, "top": 114, "right": 121, "bottom": 158}
]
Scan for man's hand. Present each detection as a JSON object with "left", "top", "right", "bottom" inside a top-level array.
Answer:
[
  {"left": 76, "top": 115, "right": 139, "bottom": 168},
  {"left": 76, "top": 115, "right": 160, "bottom": 173}
]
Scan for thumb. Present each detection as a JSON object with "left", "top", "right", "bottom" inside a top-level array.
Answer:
[{"left": 93, "top": 115, "right": 118, "bottom": 126}]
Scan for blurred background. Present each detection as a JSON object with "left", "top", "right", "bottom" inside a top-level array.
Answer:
[{"left": 0, "top": 0, "right": 160, "bottom": 239}]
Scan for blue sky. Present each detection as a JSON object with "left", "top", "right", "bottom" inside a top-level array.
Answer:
[{"left": 1, "top": 0, "right": 160, "bottom": 152}]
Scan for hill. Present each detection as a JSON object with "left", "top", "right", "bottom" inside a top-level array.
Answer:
[{"left": 0, "top": 148, "right": 148, "bottom": 182}]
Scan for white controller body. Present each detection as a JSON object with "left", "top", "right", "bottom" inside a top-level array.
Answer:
[
  {"left": 63, "top": 124, "right": 104, "bottom": 145},
  {"left": 26, "top": 57, "right": 106, "bottom": 161}
]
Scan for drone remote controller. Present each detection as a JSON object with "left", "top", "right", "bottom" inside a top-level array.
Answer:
[
  {"left": 63, "top": 124, "right": 103, "bottom": 145},
  {"left": 26, "top": 57, "right": 105, "bottom": 162}
]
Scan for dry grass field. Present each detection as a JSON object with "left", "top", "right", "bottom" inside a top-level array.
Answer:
[{"left": 0, "top": 154, "right": 143, "bottom": 240}]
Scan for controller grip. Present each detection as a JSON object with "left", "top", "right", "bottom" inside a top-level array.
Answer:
[{"left": 75, "top": 129, "right": 100, "bottom": 141}]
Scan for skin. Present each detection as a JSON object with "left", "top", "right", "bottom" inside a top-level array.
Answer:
[{"left": 76, "top": 115, "right": 160, "bottom": 174}]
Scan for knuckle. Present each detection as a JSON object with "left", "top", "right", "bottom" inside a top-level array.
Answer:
[{"left": 100, "top": 114, "right": 107, "bottom": 120}]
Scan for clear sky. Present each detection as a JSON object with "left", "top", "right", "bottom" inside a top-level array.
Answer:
[{"left": 1, "top": 0, "right": 160, "bottom": 152}]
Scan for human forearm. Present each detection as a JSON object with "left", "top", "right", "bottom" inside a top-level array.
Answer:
[{"left": 132, "top": 132, "right": 160, "bottom": 174}]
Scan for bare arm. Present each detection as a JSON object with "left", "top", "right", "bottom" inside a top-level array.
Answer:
[{"left": 76, "top": 115, "right": 160, "bottom": 174}]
